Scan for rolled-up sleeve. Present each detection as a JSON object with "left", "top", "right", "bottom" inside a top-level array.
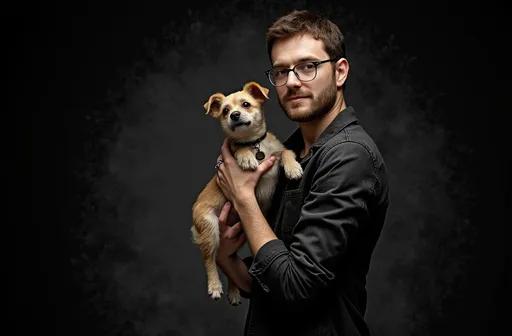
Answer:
[
  {"left": 247, "top": 141, "right": 376, "bottom": 303},
  {"left": 238, "top": 256, "right": 254, "bottom": 299}
]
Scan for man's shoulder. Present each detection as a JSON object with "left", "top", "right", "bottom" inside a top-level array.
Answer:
[
  {"left": 313, "top": 123, "right": 388, "bottom": 190},
  {"left": 318, "top": 123, "right": 384, "bottom": 162}
]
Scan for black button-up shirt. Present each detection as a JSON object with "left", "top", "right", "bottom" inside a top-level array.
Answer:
[{"left": 240, "top": 106, "right": 390, "bottom": 336}]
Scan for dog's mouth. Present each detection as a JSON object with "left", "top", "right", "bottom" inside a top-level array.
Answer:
[{"left": 231, "top": 121, "right": 251, "bottom": 131}]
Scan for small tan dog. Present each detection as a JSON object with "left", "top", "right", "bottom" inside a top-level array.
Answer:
[{"left": 191, "top": 81, "right": 303, "bottom": 305}]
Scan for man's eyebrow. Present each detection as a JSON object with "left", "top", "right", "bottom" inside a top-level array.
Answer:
[{"left": 272, "top": 56, "right": 321, "bottom": 68}]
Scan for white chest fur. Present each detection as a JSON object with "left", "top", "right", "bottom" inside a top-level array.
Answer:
[{"left": 252, "top": 137, "right": 285, "bottom": 215}]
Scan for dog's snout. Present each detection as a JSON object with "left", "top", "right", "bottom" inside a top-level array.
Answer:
[{"left": 230, "top": 111, "right": 241, "bottom": 121}]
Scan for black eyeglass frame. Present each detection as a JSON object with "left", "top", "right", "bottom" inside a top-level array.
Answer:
[{"left": 264, "top": 57, "right": 341, "bottom": 87}]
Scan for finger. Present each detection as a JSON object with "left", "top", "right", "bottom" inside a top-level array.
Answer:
[
  {"left": 217, "top": 176, "right": 227, "bottom": 196},
  {"left": 216, "top": 168, "right": 224, "bottom": 182},
  {"left": 226, "top": 221, "right": 242, "bottom": 239},
  {"left": 217, "top": 162, "right": 225, "bottom": 174},
  {"left": 218, "top": 201, "right": 232, "bottom": 228},
  {"left": 220, "top": 138, "right": 233, "bottom": 163},
  {"left": 256, "top": 156, "right": 277, "bottom": 175},
  {"left": 216, "top": 154, "right": 223, "bottom": 162},
  {"left": 216, "top": 172, "right": 227, "bottom": 196},
  {"left": 234, "top": 232, "right": 246, "bottom": 249},
  {"left": 217, "top": 165, "right": 228, "bottom": 183}
]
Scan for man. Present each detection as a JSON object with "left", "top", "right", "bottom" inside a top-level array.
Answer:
[{"left": 214, "top": 9, "right": 389, "bottom": 336}]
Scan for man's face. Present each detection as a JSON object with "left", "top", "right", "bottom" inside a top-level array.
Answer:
[{"left": 270, "top": 33, "right": 339, "bottom": 123}]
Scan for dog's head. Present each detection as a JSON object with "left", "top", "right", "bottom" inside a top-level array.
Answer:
[{"left": 203, "top": 81, "right": 270, "bottom": 141}]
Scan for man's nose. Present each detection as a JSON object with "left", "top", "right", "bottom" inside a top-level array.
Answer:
[
  {"left": 230, "top": 111, "right": 241, "bottom": 121},
  {"left": 286, "top": 70, "right": 302, "bottom": 88}
]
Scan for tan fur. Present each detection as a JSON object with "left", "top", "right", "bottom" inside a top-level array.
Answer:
[{"left": 191, "top": 81, "right": 303, "bottom": 305}]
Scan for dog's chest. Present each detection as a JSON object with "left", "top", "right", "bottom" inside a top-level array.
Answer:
[
  {"left": 253, "top": 139, "right": 281, "bottom": 211},
  {"left": 255, "top": 163, "right": 279, "bottom": 212},
  {"left": 252, "top": 139, "right": 278, "bottom": 163}
]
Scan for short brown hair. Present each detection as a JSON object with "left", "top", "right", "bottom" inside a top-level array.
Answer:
[{"left": 266, "top": 10, "right": 347, "bottom": 63}]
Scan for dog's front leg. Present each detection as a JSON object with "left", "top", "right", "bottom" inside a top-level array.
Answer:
[
  {"left": 281, "top": 149, "right": 303, "bottom": 180},
  {"left": 234, "top": 147, "right": 259, "bottom": 170}
]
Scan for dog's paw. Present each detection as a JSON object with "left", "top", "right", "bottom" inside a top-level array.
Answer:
[
  {"left": 237, "top": 155, "right": 259, "bottom": 170},
  {"left": 228, "top": 288, "right": 242, "bottom": 306},
  {"left": 285, "top": 161, "right": 303, "bottom": 180},
  {"left": 208, "top": 281, "right": 224, "bottom": 301}
]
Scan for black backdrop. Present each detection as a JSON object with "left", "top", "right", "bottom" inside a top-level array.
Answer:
[{"left": 23, "top": 0, "right": 509, "bottom": 335}]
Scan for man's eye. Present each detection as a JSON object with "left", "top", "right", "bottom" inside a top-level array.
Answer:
[
  {"left": 297, "top": 63, "right": 314, "bottom": 70},
  {"left": 273, "top": 69, "right": 287, "bottom": 76}
]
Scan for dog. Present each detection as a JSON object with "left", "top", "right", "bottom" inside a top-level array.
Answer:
[{"left": 191, "top": 81, "right": 303, "bottom": 305}]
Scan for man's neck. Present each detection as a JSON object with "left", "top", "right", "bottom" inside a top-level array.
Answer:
[{"left": 299, "top": 96, "right": 346, "bottom": 158}]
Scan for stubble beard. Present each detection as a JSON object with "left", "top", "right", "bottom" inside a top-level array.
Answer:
[{"left": 278, "top": 74, "right": 338, "bottom": 123}]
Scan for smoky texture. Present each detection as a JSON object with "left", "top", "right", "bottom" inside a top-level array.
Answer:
[{"left": 70, "top": 1, "right": 477, "bottom": 335}]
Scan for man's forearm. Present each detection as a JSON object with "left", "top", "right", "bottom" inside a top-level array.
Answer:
[
  {"left": 217, "top": 255, "right": 253, "bottom": 293},
  {"left": 234, "top": 195, "right": 278, "bottom": 256}
]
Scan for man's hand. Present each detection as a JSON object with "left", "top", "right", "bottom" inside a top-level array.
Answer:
[
  {"left": 216, "top": 201, "right": 246, "bottom": 263},
  {"left": 215, "top": 201, "right": 254, "bottom": 294},
  {"left": 216, "top": 138, "right": 276, "bottom": 209}
]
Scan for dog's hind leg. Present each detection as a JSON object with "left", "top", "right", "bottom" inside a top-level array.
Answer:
[
  {"left": 192, "top": 211, "right": 223, "bottom": 300},
  {"left": 227, "top": 277, "right": 242, "bottom": 306}
]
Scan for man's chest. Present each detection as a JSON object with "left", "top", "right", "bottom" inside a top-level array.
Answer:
[{"left": 266, "top": 162, "right": 312, "bottom": 243}]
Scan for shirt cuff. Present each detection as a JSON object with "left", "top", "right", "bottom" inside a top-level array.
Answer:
[
  {"left": 248, "top": 239, "right": 288, "bottom": 293},
  {"left": 238, "top": 256, "right": 254, "bottom": 299}
]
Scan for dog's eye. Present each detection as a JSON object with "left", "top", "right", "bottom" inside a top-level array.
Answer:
[
  {"left": 222, "top": 108, "right": 229, "bottom": 115},
  {"left": 242, "top": 102, "right": 251, "bottom": 108}
]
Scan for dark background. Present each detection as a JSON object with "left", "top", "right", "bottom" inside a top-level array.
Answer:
[{"left": 23, "top": 0, "right": 509, "bottom": 335}]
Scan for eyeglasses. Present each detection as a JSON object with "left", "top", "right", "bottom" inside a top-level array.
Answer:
[{"left": 265, "top": 58, "right": 340, "bottom": 87}]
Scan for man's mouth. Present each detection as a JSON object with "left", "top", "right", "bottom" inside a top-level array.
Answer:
[
  {"left": 287, "top": 96, "right": 308, "bottom": 101},
  {"left": 231, "top": 121, "right": 251, "bottom": 131}
]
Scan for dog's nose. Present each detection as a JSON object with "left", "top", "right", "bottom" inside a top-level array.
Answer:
[{"left": 230, "top": 111, "right": 241, "bottom": 121}]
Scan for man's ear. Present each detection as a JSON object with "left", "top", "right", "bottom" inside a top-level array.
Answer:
[
  {"left": 243, "top": 81, "right": 269, "bottom": 102},
  {"left": 204, "top": 93, "right": 225, "bottom": 118},
  {"left": 335, "top": 58, "right": 349, "bottom": 89}
]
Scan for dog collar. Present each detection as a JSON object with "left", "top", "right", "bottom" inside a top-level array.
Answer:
[
  {"left": 233, "top": 132, "right": 268, "bottom": 160},
  {"left": 233, "top": 132, "right": 267, "bottom": 147}
]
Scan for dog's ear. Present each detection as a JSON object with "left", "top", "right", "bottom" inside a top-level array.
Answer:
[
  {"left": 204, "top": 93, "right": 225, "bottom": 118},
  {"left": 243, "top": 81, "right": 269, "bottom": 102}
]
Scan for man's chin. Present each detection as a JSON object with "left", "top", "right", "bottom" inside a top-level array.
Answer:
[
  {"left": 286, "top": 111, "right": 310, "bottom": 122},
  {"left": 285, "top": 104, "right": 308, "bottom": 117}
]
